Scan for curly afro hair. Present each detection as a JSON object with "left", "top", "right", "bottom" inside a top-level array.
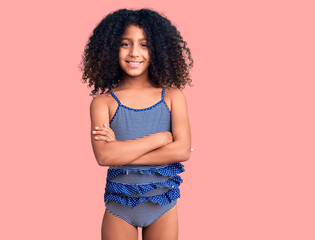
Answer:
[{"left": 79, "top": 8, "right": 194, "bottom": 96}]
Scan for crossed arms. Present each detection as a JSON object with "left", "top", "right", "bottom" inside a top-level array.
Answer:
[{"left": 90, "top": 88, "right": 191, "bottom": 166}]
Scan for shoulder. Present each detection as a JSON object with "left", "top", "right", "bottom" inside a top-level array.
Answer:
[
  {"left": 90, "top": 92, "right": 112, "bottom": 111},
  {"left": 89, "top": 92, "right": 116, "bottom": 127},
  {"left": 164, "top": 87, "right": 187, "bottom": 105},
  {"left": 165, "top": 87, "right": 185, "bottom": 97}
]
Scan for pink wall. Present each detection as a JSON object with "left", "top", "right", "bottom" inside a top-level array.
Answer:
[{"left": 1, "top": 0, "right": 314, "bottom": 239}]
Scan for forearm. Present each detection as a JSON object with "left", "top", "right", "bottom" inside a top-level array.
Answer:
[
  {"left": 127, "top": 141, "right": 191, "bottom": 165},
  {"left": 100, "top": 133, "right": 167, "bottom": 166}
]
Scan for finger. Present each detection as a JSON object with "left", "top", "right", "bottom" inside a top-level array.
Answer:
[
  {"left": 105, "top": 128, "right": 116, "bottom": 140},
  {"left": 93, "top": 129, "right": 115, "bottom": 140},
  {"left": 94, "top": 135, "right": 112, "bottom": 142},
  {"left": 102, "top": 136, "right": 114, "bottom": 142},
  {"left": 94, "top": 125, "right": 116, "bottom": 140},
  {"left": 103, "top": 127, "right": 115, "bottom": 140},
  {"left": 103, "top": 123, "right": 116, "bottom": 140},
  {"left": 93, "top": 132, "right": 114, "bottom": 142},
  {"left": 92, "top": 129, "right": 108, "bottom": 135},
  {"left": 95, "top": 125, "right": 113, "bottom": 136}
]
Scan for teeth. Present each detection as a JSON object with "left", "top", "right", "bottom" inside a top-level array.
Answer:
[{"left": 128, "top": 61, "right": 142, "bottom": 65}]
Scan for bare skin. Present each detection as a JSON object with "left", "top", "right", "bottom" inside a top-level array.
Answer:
[{"left": 101, "top": 210, "right": 138, "bottom": 240}]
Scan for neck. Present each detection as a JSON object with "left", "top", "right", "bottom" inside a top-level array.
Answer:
[{"left": 118, "top": 73, "right": 154, "bottom": 89}]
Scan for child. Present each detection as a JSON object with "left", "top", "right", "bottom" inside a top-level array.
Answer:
[{"left": 80, "top": 8, "right": 193, "bottom": 240}]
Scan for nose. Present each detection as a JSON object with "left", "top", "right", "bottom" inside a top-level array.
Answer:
[{"left": 129, "top": 44, "right": 140, "bottom": 57}]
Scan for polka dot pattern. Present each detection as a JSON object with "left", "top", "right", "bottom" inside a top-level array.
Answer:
[
  {"left": 104, "top": 188, "right": 181, "bottom": 209},
  {"left": 106, "top": 163, "right": 185, "bottom": 181},
  {"left": 105, "top": 175, "right": 183, "bottom": 195},
  {"left": 104, "top": 163, "right": 184, "bottom": 209}
]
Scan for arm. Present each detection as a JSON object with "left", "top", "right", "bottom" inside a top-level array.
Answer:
[
  {"left": 128, "top": 88, "right": 192, "bottom": 165},
  {"left": 90, "top": 95, "right": 172, "bottom": 166}
]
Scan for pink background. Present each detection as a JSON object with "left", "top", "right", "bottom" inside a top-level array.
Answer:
[{"left": 1, "top": 0, "right": 315, "bottom": 239}]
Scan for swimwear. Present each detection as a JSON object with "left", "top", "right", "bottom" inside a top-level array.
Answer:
[{"left": 104, "top": 87, "right": 185, "bottom": 228}]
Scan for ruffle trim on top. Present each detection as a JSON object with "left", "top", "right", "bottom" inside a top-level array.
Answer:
[
  {"left": 104, "top": 187, "right": 180, "bottom": 209},
  {"left": 107, "top": 163, "right": 185, "bottom": 181},
  {"left": 105, "top": 175, "right": 183, "bottom": 195}
]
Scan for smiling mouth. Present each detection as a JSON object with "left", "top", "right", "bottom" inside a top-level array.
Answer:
[
  {"left": 126, "top": 61, "right": 143, "bottom": 63},
  {"left": 126, "top": 61, "right": 144, "bottom": 67}
]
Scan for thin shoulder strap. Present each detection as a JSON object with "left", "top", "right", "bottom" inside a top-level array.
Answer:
[
  {"left": 110, "top": 91, "right": 121, "bottom": 105},
  {"left": 161, "top": 88, "right": 166, "bottom": 101}
]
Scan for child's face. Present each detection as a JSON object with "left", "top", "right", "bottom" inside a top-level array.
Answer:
[{"left": 118, "top": 24, "right": 150, "bottom": 79}]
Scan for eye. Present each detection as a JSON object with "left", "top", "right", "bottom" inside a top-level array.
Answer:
[
  {"left": 120, "top": 42, "right": 130, "bottom": 47},
  {"left": 141, "top": 43, "right": 148, "bottom": 47}
]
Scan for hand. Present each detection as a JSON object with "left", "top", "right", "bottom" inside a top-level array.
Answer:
[{"left": 92, "top": 123, "right": 116, "bottom": 142}]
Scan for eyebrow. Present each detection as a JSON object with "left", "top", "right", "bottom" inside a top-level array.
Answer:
[{"left": 121, "top": 38, "right": 147, "bottom": 41}]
